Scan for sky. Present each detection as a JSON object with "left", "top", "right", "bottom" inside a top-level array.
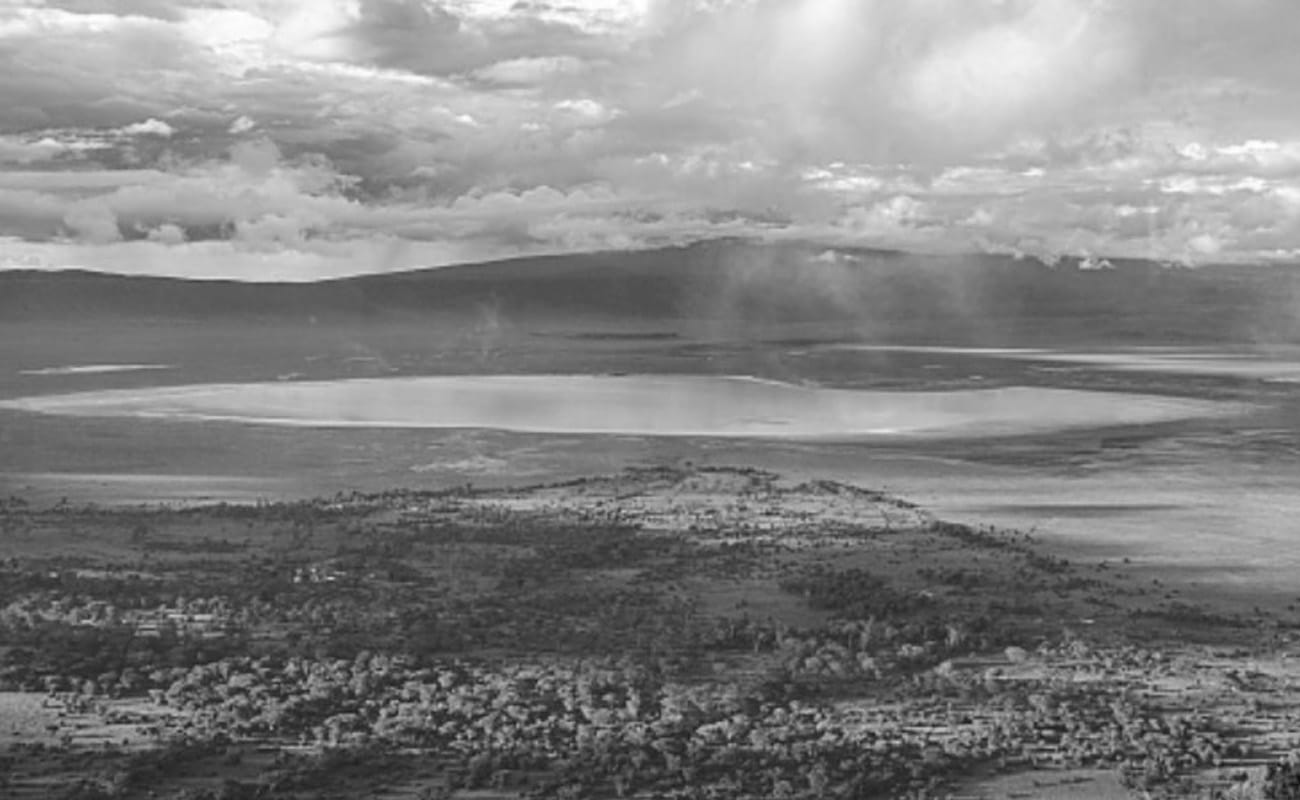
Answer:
[{"left": 2, "top": 0, "right": 1300, "bottom": 280}]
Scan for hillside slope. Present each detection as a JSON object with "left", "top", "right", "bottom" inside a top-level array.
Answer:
[{"left": 2, "top": 240, "right": 1297, "bottom": 343}]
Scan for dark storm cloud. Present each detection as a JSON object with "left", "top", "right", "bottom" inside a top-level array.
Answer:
[
  {"left": 275, "top": 0, "right": 607, "bottom": 77},
  {"left": 0, "top": 12, "right": 197, "bottom": 133}
]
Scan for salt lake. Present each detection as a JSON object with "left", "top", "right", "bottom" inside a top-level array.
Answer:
[{"left": 0, "top": 374, "right": 1245, "bottom": 439}]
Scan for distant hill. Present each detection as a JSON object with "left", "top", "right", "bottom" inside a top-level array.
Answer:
[
  {"left": 0, "top": 245, "right": 706, "bottom": 320},
  {"left": 2, "top": 240, "right": 1297, "bottom": 344}
]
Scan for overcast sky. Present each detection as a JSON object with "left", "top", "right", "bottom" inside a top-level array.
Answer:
[{"left": 2, "top": 0, "right": 1299, "bottom": 279}]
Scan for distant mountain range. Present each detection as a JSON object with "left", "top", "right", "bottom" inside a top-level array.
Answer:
[{"left": 2, "top": 240, "right": 1297, "bottom": 344}]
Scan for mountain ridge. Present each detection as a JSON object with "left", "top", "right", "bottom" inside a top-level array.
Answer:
[{"left": 2, "top": 240, "right": 1297, "bottom": 344}]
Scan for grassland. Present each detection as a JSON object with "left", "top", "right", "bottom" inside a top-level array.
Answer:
[{"left": 3, "top": 466, "right": 1300, "bottom": 799}]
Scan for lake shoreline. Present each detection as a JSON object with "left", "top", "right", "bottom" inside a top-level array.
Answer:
[{"left": 0, "top": 373, "right": 1247, "bottom": 439}]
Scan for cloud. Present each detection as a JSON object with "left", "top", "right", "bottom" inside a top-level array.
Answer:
[
  {"left": 3, "top": 0, "right": 1300, "bottom": 277},
  {"left": 0, "top": 138, "right": 357, "bottom": 245},
  {"left": 0, "top": 136, "right": 69, "bottom": 164},
  {"left": 0, "top": 234, "right": 514, "bottom": 281},
  {"left": 899, "top": 0, "right": 1138, "bottom": 157},
  {"left": 625, "top": 0, "right": 1146, "bottom": 164},
  {"left": 62, "top": 200, "right": 122, "bottom": 243},
  {"left": 146, "top": 222, "right": 186, "bottom": 244},
  {"left": 120, "top": 118, "right": 175, "bottom": 137},
  {"left": 271, "top": 0, "right": 604, "bottom": 76},
  {"left": 470, "top": 54, "right": 589, "bottom": 86},
  {"left": 37, "top": 0, "right": 188, "bottom": 21}
]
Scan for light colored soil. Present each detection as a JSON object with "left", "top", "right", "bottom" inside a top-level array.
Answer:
[
  {"left": 955, "top": 767, "right": 1131, "bottom": 800},
  {"left": 458, "top": 467, "right": 932, "bottom": 538},
  {"left": 0, "top": 692, "right": 177, "bottom": 749}
]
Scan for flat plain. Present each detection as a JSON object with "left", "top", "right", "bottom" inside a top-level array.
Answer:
[{"left": 6, "top": 253, "right": 1300, "bottom": 798}]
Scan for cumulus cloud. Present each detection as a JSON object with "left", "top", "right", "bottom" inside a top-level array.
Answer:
[
  {"left": 120, "top": 118, "right": 175, "bottom": 137},
  {"left": 0, "top": 136, "right": 68, "bottom": 164},
  {"left": 62, "top": 200, "right": 122, "bottom": 243},
  {"left": 3, "top": 0, "right": 1300, "bottom": 277},
  {"left": 146, "top": 222, "right": 186, "bottom": 244}
]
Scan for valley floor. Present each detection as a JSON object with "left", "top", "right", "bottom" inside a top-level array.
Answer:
[{"left": 3, "top": 466, "right": 1300, "bottom": 799}]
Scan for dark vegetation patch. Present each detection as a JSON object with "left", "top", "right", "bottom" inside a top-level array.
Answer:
[{"left": 1, "top": 467, "right": 1298, "bottom": 799}]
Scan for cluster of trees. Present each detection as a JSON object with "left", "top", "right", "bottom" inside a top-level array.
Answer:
[
  {"left": 5, "top": 475, "right": 1294, "bottom": 798},
  {"left": 95, "top": 653, "right": 977, "bottom": 796},
  {"left": 55, "top": 640, "right": 1230, "bottom": 799},
  {"left": 780, "top": 567, "right": 933, "bottom": 619},
  {"left": 1263, "top": 759, "right": 1300, "bottom": 799},
  {"left": 2, "top": 588, "right": 237, "bottom": 630}
]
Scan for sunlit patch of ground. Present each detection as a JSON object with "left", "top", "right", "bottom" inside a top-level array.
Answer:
[
  {"left": 468, "top": 466, "right": 932, "bottom": 536},
  {"left": 0, "top": 692, "right": 175, "bottom": 749}
]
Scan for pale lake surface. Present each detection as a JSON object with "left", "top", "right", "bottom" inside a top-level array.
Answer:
[
  {"left": 0, "top": 374, "right": 1243, "bottom": 438},
  {"left": 2, "top": 343, "right": 1298, "bottom": 599}
]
